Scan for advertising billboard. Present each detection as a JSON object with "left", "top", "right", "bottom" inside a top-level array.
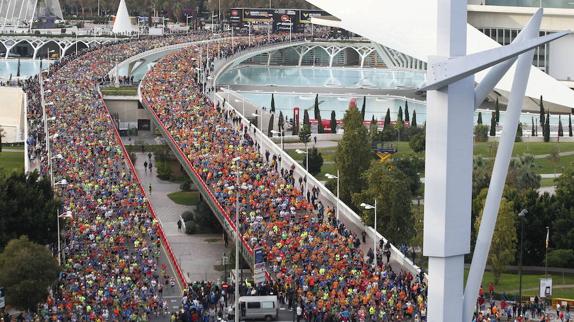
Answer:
[
  {"left": 299, "top": 10, "right": 325, "bottom": 24},
  {"left": 273, "top": 9, "right": 298, "bottom": 32},
  {"left": 229, "top": 8, "right": 242, "bottom": 27},
  {"left": 242, "top": 9, "right": 273, "bottom": 23}
]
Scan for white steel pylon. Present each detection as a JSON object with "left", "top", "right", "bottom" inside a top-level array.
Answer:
[
  {"left": 305, "top": 0, "right": 568, "bottom": 321},
  {"left": 112, "top": 0, "right": 135, "bottom": 34}
]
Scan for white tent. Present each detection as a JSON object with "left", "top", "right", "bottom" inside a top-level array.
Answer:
[{"left": 112, "top": 0, "right": 135, "bottom": 34}]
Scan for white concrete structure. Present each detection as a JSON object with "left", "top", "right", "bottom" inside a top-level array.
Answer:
[
  {"left": 0, "top": 87, "right": 25, "bottom": 142},
  {"left": 310, "top": 1, "right": 574, "bottom": 112},
  {"left": 112, "top": 0, "right": 135, "bottom": 34}
]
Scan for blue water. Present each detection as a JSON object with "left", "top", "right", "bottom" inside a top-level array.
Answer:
[
  {"left": 240, "top": 92, "right": 564, "bottom": 128},
  {"left": 219, "top": 66, "right": 427, "bottom": 89},
  {"left": 0, "top": 59, "right": 54, "bottom": 80}
]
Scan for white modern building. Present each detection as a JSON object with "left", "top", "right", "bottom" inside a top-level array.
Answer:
[{"left": 468, "top": 1, "right": 574, "bottom": 86}]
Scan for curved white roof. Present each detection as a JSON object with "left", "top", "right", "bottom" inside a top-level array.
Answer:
[{"left": 308, "top": 0, "right": 574, "bottom": 109}]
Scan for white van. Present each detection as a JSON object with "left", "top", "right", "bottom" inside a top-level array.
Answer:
[{"left": 227, "top": 295, "right": 279, "bottom": 321}]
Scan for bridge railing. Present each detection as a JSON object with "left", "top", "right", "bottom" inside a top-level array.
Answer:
[
  {"left": 138, "top": 94, "right": 255, "bottom": 267},
  {"left": 214, "top": 91, "right": 423, "bottom": 277},
  {"left": 98, "top": 87, "right": 188, "bottom": 290}
]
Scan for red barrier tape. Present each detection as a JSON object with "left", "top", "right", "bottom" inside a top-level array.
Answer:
[
  {"left": 99, "top": 90, "right": 188, "bottom": 289},
  {"left": 140, "top": 97, "right": 254, "bottom": 255}
]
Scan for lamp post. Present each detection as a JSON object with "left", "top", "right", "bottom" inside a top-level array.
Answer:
[
  {"left": 325, "top": 170, "right": 340, "bottom": 221},
  {"left": 361, "top": 200, "right": 377, "bottom": 268},
  {"left": 295, "top": 148, "right": 308, "bottom": 173},
  {"left": 222, "top": 252, "right": 229, "bottom": 283},
  {"left": 231, "top": 156, "right": 241, "bottom": 322},
  {"left": 545, "top": 226, "right": 549, "bottom": 278},
  {"left": 251, "top": 112, "right": 261, "bottom": 132},
  {"left": 518, "top": 209, "right": 527, "bottom": 306},
  {"left": 270, "top": 130, "right": 284, "bottom": 169}
]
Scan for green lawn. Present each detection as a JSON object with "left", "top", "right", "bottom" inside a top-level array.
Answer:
[
  {"left": 534, "top": 155, "right": 574, "bottom": 174},
  {"left": 540, "top": 178, "right": 556, "bottom": 187},
  {"left": 0, "top": 151, "right": 24, "bottom": 175},
  {"left": 101, "top": 86, "right": 138, "bottom": 96},
  {"left": 464, "top": 269, "right": 574, "bottom": 299},
  {"left": 474, "top": 142, "right": 574, "bottom": 158},
  {"left": 167, "top": 191, "right": 200, "bottom": 206}
]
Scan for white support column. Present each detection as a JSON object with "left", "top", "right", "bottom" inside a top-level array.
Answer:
[
  {"left": 424, "top": 1, "right": 473, "bottom": 322},
  {"left": 462, "top": 14, "right": 539, "bottom": 322}
]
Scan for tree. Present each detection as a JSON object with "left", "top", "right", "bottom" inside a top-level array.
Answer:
[
  {"left": 477, "top": 112, "right": 483, "bottom": 125},
  {"left": 384, "top": 108, "right": 391, "bottom": 127},
  {"left": 411, "top": 110, "right": 417, "bottom": 128},
  {"left": 553, "top": 167, "right": 574, "bottom": 250},
  {"left": 317, "top": 110, "right": 324, "bottom": 134},
  {"left": 404, "top": 100, "right": 410, "bottom": 122},
  {"left": 474, "top": 190, "right": 517, "bottom": 284},
  {"left": 515, "top": 122, "right": 523, "bottom": 142},
  {"left": 352, "top": 161, "right": 414, "bottom": 245},
  {"left": 539, "top": 95, "right": 545, "bottom": 128},
  {"left": 313, "top": 94, "right": 320, "bottom": 121},
  {"left": 267, "top": 113, "right": 275, "bottom": 137},
  {"left": 474, "top": 124, "right": 489, "bottom": 142},
  {"left": 473, "top": 157, "right": 493, "bottom": 199},
  {"left": 409, "top": 129, "right": 425, "bottom": 153},
  {"left": 558, "top": 115, "right": 564, "bottom": 137},
  {"left": 0, "top": 126, "right": 4, "bottom": 152},
  {"left": 303, "top": 110, "right": 310, "bottom": 126},
  {"left": 0, "top": 236, "right": 59, "bottom": 310},
  {"left": 495, "top": 97, "right": 500, "bottom": 124},
  {"left": 0, "top": 171, "right": 59, "bottom": 249},
  {"left": 531, "top": 117, "right": 535, "bottom": 136},
  {"left": 548, "top": 147, "right": 560, "bottom": 176},
  {"left": 507, "top": 155, "right": 541, "bottom": 191},
  {"left": 361, "top": 96, "right": 366, "bottom": 120},
  {"left": 299, "top": 123, "right": 311, "bottom": 145},
  {"left": 270, "top": 93, "right": 276, "bottom": 113},
  {"left": 336, "top": 105, "right": 371, "bottom": 203},
  {"left": 393, "top": 154, "right": 424, "bottom": 196},
  {"left": 569, "top": 114, "right": 573, "bottom": 137},
  {"left": 330, "top": 111, "right": 337, "bottom": 133},
  {"left": 397, "top": 106, "right": 403, "bottom": 124},
  {"left": 543, "top": 111, "right": 550, "bottom": 142},
  {"left": 304, "top": 147, "right": 323, "bottom": 175},
  {"left": 369, "top": 116, "right": 378, "bottom": 142},
  {"left": 489, "top": 112, "right": 496, "bottom": 136},
  {"left": 278, "top": 111, "right": 284, "bottom": 132}
]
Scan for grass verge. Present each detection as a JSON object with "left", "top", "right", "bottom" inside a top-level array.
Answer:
[{"left": 167, "top": 191, "right": 200, "bottom": 206}]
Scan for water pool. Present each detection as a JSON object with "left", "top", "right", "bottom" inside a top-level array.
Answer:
[
  {"left": 0, "top": 59, "right": 54, "bottom": 80},
  {"left": 219, "top": 66, "right": 427, "bottom": 89}
]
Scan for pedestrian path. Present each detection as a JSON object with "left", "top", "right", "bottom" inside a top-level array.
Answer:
[{"left": 132, "top": 151, "right": 228, "bottom": 283}]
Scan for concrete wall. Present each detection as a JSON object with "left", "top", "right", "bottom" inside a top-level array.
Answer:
[
  {"left": 104, "top": 95, "right": 152, "bottom": 130},
  {"left": 549, "top": 33, "right": 574, "bottom": 81},
  {"left": 0, "top": 87, "right": 25, "bottom": 143}
]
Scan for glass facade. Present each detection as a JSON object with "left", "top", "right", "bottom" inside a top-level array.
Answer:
[
  {"left": 478, "top": 27, "right": 550, "bottom": 72},
  {"left": 485, "top": 0, "right": 574, "bottom": 9}
]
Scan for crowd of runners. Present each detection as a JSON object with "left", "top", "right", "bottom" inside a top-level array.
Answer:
[
  {"left": 141, "top": 35, "right": 428, "bottom": 321},
  {"left": 20, "top": 34, "right": 216, "bottom": 320}
]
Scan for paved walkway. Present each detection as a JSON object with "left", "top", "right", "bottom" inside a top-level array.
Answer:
[{"left": 131, "top": 151, "right": 228, "bottom": 284}]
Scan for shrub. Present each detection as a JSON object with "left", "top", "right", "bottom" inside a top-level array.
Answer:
[
  {"left": 180, "top": 179, "right": 192, "bottom": 191},
  {"left": 546, "top": 249, "right": 574, "bottom": 268},
  {"left": 156, "top": 161, "right": 172, "bottom": 180},
  {"left": 474, "top": 124, "right": 489, "bottom": 142}
]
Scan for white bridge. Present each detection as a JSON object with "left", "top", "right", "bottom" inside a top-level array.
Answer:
[{"left": 0, "top": 36, "right": 116, "bottom": 59}]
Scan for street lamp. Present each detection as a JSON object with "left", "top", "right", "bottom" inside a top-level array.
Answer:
[
  {"left": 295, "top": 148, "right": 308, "bottom": 173},
  {"left": 325, "top": 170, "right": 340, "bottom": 221},
  {"left": 222, "top": 252, "right": 229, "bottom": 283},
  {"left": 270, "top": 130, "right": 284, "bottom": 169},
  {"left": 361, "top": 200, "right": 378, "bottom": 268},
  {"left": 231, "top": 156, "right": 241, "bottom": 322},
  {"left": 251, "top": 112, "right": 261, "bottom": 132},
  {"left": 517, "top": 209, "right": 528, "bottom": 306},
  {"left": 234, "top": 98, "right": 245, "bottom": 117}
]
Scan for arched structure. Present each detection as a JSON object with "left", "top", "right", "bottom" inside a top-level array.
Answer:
[{"left": 0, "top": 36, "right": 115, "bottom": 59}]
